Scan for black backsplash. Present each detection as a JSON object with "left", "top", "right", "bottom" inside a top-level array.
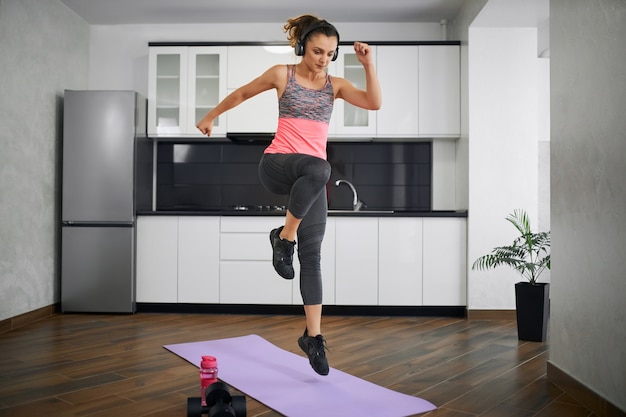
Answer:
[{"left": 156, "top": 141, "right": 431, "bottom": 211}]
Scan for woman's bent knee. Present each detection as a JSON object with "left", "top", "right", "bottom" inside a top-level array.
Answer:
[{"left": 304, "top": 159, "right": 331, "bottom": 186}]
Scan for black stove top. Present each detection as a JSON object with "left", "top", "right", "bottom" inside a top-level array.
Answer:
[{"left": 230, "top": 205, "right": 287, "bottom": 212}]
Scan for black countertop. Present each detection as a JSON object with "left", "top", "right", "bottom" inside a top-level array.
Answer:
[{"left": 137, "top": 210, "right": 468, "bottom": 218}]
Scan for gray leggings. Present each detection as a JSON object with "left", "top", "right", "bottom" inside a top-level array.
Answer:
[{"left": 258, "top": 153, "right": 331, "bottom": 305}]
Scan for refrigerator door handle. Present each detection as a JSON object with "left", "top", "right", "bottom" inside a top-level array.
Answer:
[{"left": 62, "top": 221, "right": 134, "bottom": 227}]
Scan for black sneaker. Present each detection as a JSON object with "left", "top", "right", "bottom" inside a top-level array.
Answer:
[
  {"left": 298, "top": 328, "right": 330, "bottom": 376},
  {"left": 269, "top": 226, "right": 295, "bottom": 280}
]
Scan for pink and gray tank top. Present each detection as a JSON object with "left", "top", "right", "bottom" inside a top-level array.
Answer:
[{"left": 264, "top": 65, "right": 335, "bottom": 160}]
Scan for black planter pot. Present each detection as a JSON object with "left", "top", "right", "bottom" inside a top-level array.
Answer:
[{"left": 515, "top": 282, "right": 550, "bottom": 342}]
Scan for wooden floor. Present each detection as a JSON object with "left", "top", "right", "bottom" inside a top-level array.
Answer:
[{"left": 0, "top": 312, "right": 596, "bottom": 417}]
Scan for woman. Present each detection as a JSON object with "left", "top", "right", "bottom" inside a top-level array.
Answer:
[{"left": 196, "top": 14, "right": 381, "bottom": 375}]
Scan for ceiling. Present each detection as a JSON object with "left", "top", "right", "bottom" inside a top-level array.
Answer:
[{"left": 58, "top": 0, "right": 465, "bottom": 25}]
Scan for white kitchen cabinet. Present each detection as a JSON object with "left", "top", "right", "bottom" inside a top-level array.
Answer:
[
  {"left": 422, "top": 217, "right": 467, "bottom": 305},
  {"left": 136, "top": 216, "right": 178, "bottom": 302},
  {"left": 136, "top": 216, "right": 221, "bottom": 303},
  {"left": 147, "top": 44, "right": 459, "bottom": 139},
  {"left": 226, "top": 46, "right": 295, "bottom": 89},
  {"left": 219, "top": 217, "right": 295, "bottom": 304},
  {"left": 220, "top": 261, "right": 294, "bottom": 304},
  {"left": 148, "top": 47, "right": 187, "bottom": 136},
  {"left": 418, "top": 45, "right": 460, "bottom": 137},
  {"left": 224, "top": 88, "right": 279, "bottom": 134},
  {"left": 377, "top": 45, "right": 460, "bottom": 138},
  {"left": 333, "top": 47, "right": 378, "bottom": 137},
  {"left": 376, "top": 46, "right": 419, "bottom": 137},
  {"left": 136, "top": 214, "right": 467, "bottom": 307},
  {"left": 335, "top": 218, "right": 378, "bottom": 305},
  {"left": 225, "top": 46, "right": 296, "bottom": 134},
  {"left": 378, "top": 218, "right": 424, "bottom": 305},
  {"left": 148, "top": 46, "right": 227, "bottom": 136},
  {"left": 177, "top": 216, "right": 220, "bottom": 303},
  {"left": 187, "top": 47, "right": 228, "bottom": 136}
]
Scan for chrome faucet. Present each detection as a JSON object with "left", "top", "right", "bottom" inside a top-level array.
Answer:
[{"left": 334, "top": 179, "right": 364, "bottom": 211}]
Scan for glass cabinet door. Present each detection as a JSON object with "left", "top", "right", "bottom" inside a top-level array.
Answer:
[
  {"left": 334, "top": 47, "right": 377, "bottom": 136},
  {"left": 149, "top": 46, "right": 228, "bottom": 137},
  {"left": 188, "top": 47, "right": 228, "bottom": 136},
  {"left": 148, "top": 47, "right": 188, "bottom": 136}
]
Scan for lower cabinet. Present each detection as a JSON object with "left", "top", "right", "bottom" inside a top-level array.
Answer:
[
  {"left": 334, "top": 217, "right": 467, "bottom": 306},
  {"left": 219, "top": 217, "right": 336, "bottom": 305},
  {"left": 178, "top": 217, "right": 220, "bottom": 303},
  {"left": 378, "top": 218, "right": 424, "bottom": 306},
  {"left": 422, "top": 217, "right": 467, "bottom": 305},
  {"left": 136, "top": 216, "right": 220, "bottom": 303},
  {"left": 136, "top": 216, "right": 178, "bottom": 303},
  {"left": 335, "top": 218, "right": 379, "bottom": 305},
  {"left": 136, "top": 215, "right": 467, "bottom": 306},
  {"left": 219, "top": 217, "right": 294, "bottom": 304}
]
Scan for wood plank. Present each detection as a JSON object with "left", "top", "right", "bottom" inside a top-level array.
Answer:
[{"left": 0, "top": 313, "right": 599, "bottom": 417}]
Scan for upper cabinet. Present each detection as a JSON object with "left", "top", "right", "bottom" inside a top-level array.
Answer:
[
  {"left": 333, "top": 47, "right": 378, "bottom": 137},
  {"left": 188, "top": 47, "right": 228, "bottom": 136},
  {"left": 417, "top": 45, "right": 460, "bottom": 137},
  {"left": 148, "top": 43, "right": 460, "bottom": 139},
  {"left": 148, "top": 46, "right": 227, "bottom": 137},
  {"left": 376, "top": 46, "right": 419, "bottom": 137},
  {"left": 225, "top": 46, "right": 296, "bottom": 134},
  {"left": 377, "top": 44, "right": 460, "bottom": 138}
]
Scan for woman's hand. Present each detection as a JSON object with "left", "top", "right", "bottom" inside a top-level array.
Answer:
[
  {"left": 353, "top": 42, "right": 374, "bottom": 66},
  {"left": 196, "top": 116, "right": 214, "bottom": 136}
]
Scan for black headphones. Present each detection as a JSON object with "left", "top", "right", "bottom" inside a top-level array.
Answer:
[{"left": 294, "top": 22, "right": 340, "bottom": 61}]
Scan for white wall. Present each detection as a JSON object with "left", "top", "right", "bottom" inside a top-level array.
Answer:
[
  {"left": 550, "top": 0, "right": 626, "bottom": 410},
  {"left": 467, "top": 26, "right": 540, "bottom": 309},
  {"left": 88, "top": 22, "right": 442, "bottom": 94},
  {"left": 0, "top": 0, "right": 89, "bottom": 321},
  {"left": 449, "top": 0, "right": 489, "bottom": 211},
  {"left": 537, "top": 58, "right": 551, "bottom": 233},
  {"left": 431, "top": 141, "right": 456, "bottom": 209}
]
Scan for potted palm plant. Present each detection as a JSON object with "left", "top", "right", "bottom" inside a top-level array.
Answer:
[{"left": 472, "top": 209, "right": 551, "bottom": 342}]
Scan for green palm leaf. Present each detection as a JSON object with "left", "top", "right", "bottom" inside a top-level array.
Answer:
[{"left": 472, "top": 210, "right": 550, "bottom": 284}]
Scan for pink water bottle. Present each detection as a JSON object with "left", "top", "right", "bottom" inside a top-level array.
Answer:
[{"left": 199, "top": 355, "right": 218, "bottom": 406}]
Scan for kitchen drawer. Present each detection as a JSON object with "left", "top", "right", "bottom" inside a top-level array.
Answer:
[
  {"left": 220, "top": 217, "right": 280, "bottom": 233},
  {"left": 220, "top": 233, "right": 271, "bottom": 260},
  {"left": 219, "top": 261, "right": 293, "bottom": 304}
]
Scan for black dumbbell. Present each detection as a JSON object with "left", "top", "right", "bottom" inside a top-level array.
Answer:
[
  {"left": 187, "top": 382, "right": 246, "bottom": 417},
  {"left": 187, "top": 397, "right": 203, "bottom": 417}
]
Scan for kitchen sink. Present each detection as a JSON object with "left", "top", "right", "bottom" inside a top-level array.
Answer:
[{"left": 328, "top": 209, "right": 395, "bottom": 214}]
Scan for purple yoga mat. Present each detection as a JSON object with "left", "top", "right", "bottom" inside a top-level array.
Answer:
[{"left": 164, "top": 334, "right": 436, "bottom": 417}]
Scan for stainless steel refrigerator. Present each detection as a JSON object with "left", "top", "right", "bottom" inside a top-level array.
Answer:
[{"left": 61, "top": 90, "right": 152, "bottom": 313}]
